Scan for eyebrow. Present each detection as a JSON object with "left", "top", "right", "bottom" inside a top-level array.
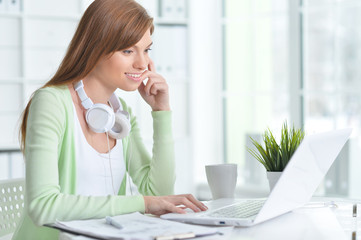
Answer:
[{"left": 134, "top": 42, "right": 153, "bottom": 49}]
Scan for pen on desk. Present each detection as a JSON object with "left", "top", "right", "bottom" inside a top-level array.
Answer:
[
  {"left": 352, "top": 204, "right": 357, "bottom": 240},
  {"left": 353, "top": 204, "right": 357, "bottom": 217},
  {"left": 154, "top": 232, "right": 195, "bottom": 240},
  {"left": 154, "top": 231, "right": 221, "bottom": 240},
  {"left": 105, "top": 216, "right": 123, "bottom": 230}
]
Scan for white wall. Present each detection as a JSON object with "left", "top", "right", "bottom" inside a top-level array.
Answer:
[{"left": 189, "top": 0, "right": 224, "bottom": 188}]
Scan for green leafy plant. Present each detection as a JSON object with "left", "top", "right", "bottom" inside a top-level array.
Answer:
[{"left": 247, "top": 122, "right": 305, "bottom": 172}]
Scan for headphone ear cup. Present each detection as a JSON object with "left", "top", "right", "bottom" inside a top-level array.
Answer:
[
  {"left": 85, "top": 103, "right": 115, "bottom": 133},
  {"left": 108, "top": 111, "right": 131, "bottom": 139}
]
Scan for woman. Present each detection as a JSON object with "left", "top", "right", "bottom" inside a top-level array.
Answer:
[{"left": 13, "top": 0, "right": 206, "bottom": 239}]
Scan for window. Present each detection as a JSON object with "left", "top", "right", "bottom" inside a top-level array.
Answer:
[
  {"left": 222, "top": 0, "right": 361, "bottom": 198},
  {"left": 222, "top": 0, "right": 290, "bottom": 190},
  {"left": 302, "top": 0, "right": 361, "bottom": 197}
]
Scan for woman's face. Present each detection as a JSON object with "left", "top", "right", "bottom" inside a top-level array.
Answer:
[{"left": 93, "top": 29, "right": 152, "bottom": 91}]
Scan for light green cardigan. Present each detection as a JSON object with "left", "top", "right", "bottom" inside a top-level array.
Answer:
[{"left": 12, "top": 85, "right": 175, "bottom": 240}]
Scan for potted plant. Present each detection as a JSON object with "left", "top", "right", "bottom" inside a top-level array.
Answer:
[{"left": 247, "top": 121, "right": 305, "bottom": 190}]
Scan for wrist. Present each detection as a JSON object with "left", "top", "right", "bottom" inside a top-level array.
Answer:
[
  {"left": 152, "top": 106, "right": 171, "bottom": 111},
  {"left": 143, "top": 196, "right": 148, "bottom": 213}
]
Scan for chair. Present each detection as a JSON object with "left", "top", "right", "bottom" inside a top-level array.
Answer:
[{"left": 0, "top": 178, "right": 25, "bottom": 240}]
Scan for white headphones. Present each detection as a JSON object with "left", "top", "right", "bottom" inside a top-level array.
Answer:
[{"left": 74, "top": 80, "right": 131, "bottom": 139}]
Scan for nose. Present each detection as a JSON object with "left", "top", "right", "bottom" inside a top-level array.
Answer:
[{"left": 133, "top": 53, "right": 148, "bottom": 70}]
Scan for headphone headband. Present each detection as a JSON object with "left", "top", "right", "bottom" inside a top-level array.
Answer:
[
  {"left": 74, "top": 80, "right": 93, "bottom": 109},
  {"left": 74, "top": 80, "right": 122, "bottom": 111},
  {"left": 74, "top": 80, "right": 130, "bottom": 139}
]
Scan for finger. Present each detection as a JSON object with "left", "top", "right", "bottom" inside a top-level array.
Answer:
[
  {"left": 180, "top": 194, "right": 208, "bottom": 211},
  {"left": 137, "top": 81, "right": 147, "bottom": 97},
  {"left": 144, "top": 78, "right": 160, "bottom": 96},
  {"left": 140, "top": 70, "right": 160, "bottom": 82},
  {"left": 150, "top": 82, "right": 168, "bottom": 95},
  {"left": 143, "top": 78, "right": 153, "bottom": 96},
  {"left": 172, "top": 197, "right": 201, "bottom": 213},
  {"left": 140, "top": 70, "right": 151, "bottom": 80},
  {"left": 164, "top": 202, "right": 186, "bottom": 215},
  {"left": 148, "top": 58, "right": 156, "bottom": 72}
]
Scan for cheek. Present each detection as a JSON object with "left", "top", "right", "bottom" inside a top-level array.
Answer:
[
  {"left": 105, "top": 53, "right": 126, "bottom": 69},
  {"left": 108, "top": 59, "right": 126, "bottom": 74},
  {"left": 145, "top": 55, "right": 151, "bottom": 65}
]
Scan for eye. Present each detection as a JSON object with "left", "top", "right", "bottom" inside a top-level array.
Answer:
[
  {"left": 122, "top": 50, "right": 133, "bottom": 54},
  {"left": 145, "top": 48, "right": 152, "bottom": 53}
]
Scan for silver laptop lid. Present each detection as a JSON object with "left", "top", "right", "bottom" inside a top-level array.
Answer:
[{"left": 254, "top": 128, "right": 352, "bottom": 224}]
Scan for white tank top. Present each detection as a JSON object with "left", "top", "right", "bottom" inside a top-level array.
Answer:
[{"left": 72, "top": 104, "right": 125, "bottom": 196}]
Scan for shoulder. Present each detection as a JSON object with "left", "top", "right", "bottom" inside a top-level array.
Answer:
[
  {"left": 32, "top": 85, "right": 69, "bottom": 101},
  {"left": 30, "top": 85, "right": 72, "bottom": 116}
]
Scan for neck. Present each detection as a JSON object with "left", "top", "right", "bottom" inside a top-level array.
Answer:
[{"left": 80, "top": 76, "right": 115, "bottom": 105}]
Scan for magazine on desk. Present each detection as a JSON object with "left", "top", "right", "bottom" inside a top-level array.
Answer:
[{"left": 46, "top": 212, "right": 228, "bottom": 240}]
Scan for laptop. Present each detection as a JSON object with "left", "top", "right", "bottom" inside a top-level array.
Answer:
[{"left": 161, "top": 128, "right": 352, "bottom": 227}]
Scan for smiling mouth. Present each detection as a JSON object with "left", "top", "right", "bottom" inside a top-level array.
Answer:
[
  {"left": 125, "top": 72, "right": 142, "bottom": 81},
  {"left": 125, "top": 73, "right": 142, "bottom": 78}
]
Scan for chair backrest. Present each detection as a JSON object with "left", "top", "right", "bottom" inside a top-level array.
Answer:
[{"left": 0, "top": 178, "right": 25, "bottom": 237}]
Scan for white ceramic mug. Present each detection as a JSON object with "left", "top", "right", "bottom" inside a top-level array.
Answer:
[{"left": 205, "top": 163, "right": 237, "bottom": 199}]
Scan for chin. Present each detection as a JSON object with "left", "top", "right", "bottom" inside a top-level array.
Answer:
[
  {"left": 121, "top": 84, "right": 141, "bottom": 92},
  {"left": 116, "top": 80, "right": 142, "bottom": 91},
  {"left": 123, "top": 88, "right": 138, "bottom": 92}
]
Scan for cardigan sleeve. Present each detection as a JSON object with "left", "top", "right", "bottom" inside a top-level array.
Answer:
[
  {"left": 122, "top": 103, "right": 175, "bottom": 196},
  {"left": 25, "top": 88, "right": 145, "bottom": 226}
]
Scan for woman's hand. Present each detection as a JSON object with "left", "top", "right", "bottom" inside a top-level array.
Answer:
[
  {"left": 138, "top": 59, "right": 170, "bottom": 111},
  {"left": 143, "top": 194, "right": 208, "bottom": 216}
]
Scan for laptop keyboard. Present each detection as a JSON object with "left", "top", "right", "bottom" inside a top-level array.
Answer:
[{"left": 206, "top": 199, "right": 266, "bottom": 219}]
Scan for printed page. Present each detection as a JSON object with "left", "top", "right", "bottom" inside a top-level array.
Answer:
[{"left": 53, "top": 212, "right": 221, "bottom": 240}]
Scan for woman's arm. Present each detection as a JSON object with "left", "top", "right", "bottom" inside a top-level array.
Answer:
[
  {"left": 124, "top": 59, "right": 175, "bottom": 195},
  {"left": 123, "top": 106, "right": 208, "bottom": 214},
  {"left": 124, "top": 107, "right": 175, "bottom": 196},
  {"left": 25, "top": 88, "right": 145, "bottom": 226}
]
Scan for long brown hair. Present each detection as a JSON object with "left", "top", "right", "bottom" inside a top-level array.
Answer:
[{"left": 19, "top": 0, "right": 154, "bottom": 152}]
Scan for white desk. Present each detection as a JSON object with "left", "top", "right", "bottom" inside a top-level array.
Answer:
[{"left": 59, "top": 198, "right": 361, "bottom": 240}]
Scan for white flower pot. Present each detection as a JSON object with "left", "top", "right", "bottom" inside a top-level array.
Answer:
[{"left": 266, "top": 171, "right": 282, "bottom": 191}]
